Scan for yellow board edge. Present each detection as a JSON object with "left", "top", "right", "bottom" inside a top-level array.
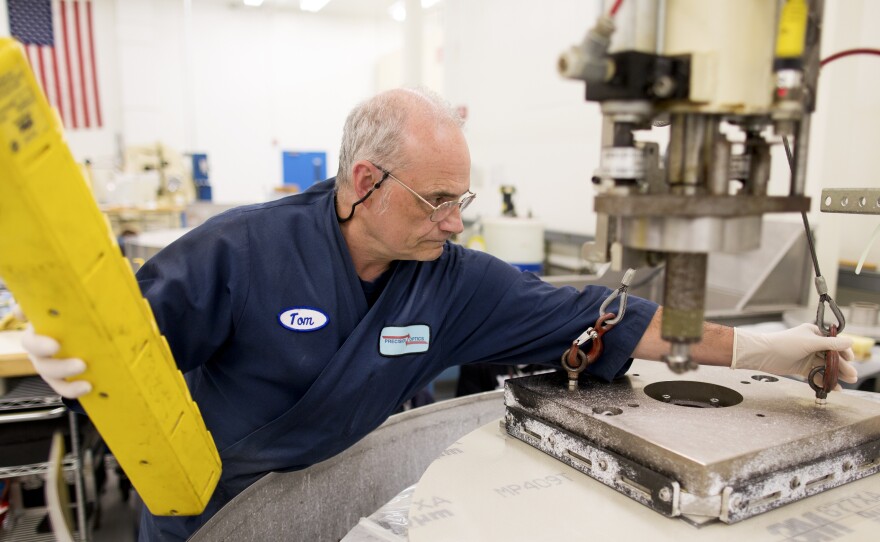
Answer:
[{"left": 0, "top": 37, "right": 221, "bottom": 516}]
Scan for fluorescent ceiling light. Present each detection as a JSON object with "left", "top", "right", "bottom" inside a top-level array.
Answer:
[
  {"left": 300, "top": 0, "right": 331, "bottom": 12},
  {"left": 388, "top": 0, "right": 443, "bottom": 22},
  {"left": 388, "top": 0, "right": 406, "bottom": 22},
  {"left": 243, "top": 0, "right": 264, "bottom": 6}
]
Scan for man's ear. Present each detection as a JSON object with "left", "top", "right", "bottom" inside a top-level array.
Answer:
[{"left": 351, "top": 161, "right": 380, "bottom": 201}]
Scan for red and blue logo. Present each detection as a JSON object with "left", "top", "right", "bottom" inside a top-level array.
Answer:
[{"left": 380, "top": 325, "right": 430, "bottom": 356}]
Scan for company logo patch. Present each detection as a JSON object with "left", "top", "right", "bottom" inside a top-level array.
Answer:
[
  {"left": 379, "top": 325, "right": 430, "bottom": 356},
  {"left": 278, "top": 307, "right": 329, "bottom": 332}
]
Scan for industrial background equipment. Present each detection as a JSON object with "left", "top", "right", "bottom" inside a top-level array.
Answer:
[
  {"left": 561, "top": 0, "right": 821, "bottom": 373},
  {"left": 498, "top": 0, "right": 880, "bottom": 528}
]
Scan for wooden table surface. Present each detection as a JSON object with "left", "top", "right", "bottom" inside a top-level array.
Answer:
[{"left": 0, "top": 330, "right": 35, "bottom": 377}]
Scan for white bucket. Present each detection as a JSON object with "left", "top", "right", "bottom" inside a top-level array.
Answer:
[{"left": 482, "top": 217, "right": 545, "bottom": 273}]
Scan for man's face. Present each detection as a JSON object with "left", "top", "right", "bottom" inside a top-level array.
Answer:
[{"left": 367, "top": 123, "right": 471, "bottom": 262}]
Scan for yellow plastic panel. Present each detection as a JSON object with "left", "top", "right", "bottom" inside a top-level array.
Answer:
[
  {"left": 776, "top": 0, "right": 808, "bottom": 59},
  {"left": 0, "top": 38, "right": 221, "bottom": 516}
]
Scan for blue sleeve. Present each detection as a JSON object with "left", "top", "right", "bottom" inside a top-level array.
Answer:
[
  {"left": 443, "top": 249, "right": 658, "bottom": 382},
  {"left": 135, "top": 212, "right": 251, "bottom": 373}
]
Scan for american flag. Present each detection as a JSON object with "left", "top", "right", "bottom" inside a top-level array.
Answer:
[{"left": 7, "top": 0, "right": 103, "bottom": 130}]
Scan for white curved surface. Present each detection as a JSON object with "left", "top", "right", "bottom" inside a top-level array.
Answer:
[
  {"left": 191, "top": 391, "right": 505, "bottom": 542},
  {"left": 409, "top": 420, "right": 880, "bottom": 542}
]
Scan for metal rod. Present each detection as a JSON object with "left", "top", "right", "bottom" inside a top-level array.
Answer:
[
  {"left": 655, "top": 0, "right": 667, "bottom": 54},
  {"left": 69, "top": 410, "right": 89, "bottom": 541},
  {"left": 683, "top": 115, "right": 707, "bottom": 189},
  {"left": 748, "top": 134, "right": 771, "bottom": 196},
  {"left": 661, "top": 252, "right": 707, "bottom": 342},
  {"left": 706, "top": 117, "right": 730, "bottom": 195},
  {"left": 667, "top": 114, "right": 686, "bottom": 185},
  {"left": 792, "top": 115, "right": 812, "bottom": 195}
]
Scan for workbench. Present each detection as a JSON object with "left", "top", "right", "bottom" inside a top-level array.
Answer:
[{"left": 0, "top": 331, "right": 34, "bottom": 383}]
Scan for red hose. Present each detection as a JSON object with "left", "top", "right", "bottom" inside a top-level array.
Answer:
[
  {"left": 608, "top": 0, "right": 624, "bottom": 17},
  {"left": 820, "top": 48, "right": 880, "bottom": 68}
]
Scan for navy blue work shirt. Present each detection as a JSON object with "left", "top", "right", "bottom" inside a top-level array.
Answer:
[{"left": 133, "top": 178, "right": 658, "bottom": 540}]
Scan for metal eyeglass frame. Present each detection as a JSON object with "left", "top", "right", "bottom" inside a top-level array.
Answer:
[
  {"left": 374, "top": 163, "right": 475, "bottom": 222},
  {"left": 337, "top": 162, "right": 475, "bottom": 223}
]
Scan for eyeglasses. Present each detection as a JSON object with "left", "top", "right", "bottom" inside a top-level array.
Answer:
[
  {"left": 337, "top": 162, "right": 475, "bottom": 223},
  {"left": 373, "top": 164, "right": 476, "bottom": 222}
]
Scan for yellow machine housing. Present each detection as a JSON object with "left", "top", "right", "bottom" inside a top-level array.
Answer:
[{"left": 0, "top": 38, "right": 220, "bottom": 516}]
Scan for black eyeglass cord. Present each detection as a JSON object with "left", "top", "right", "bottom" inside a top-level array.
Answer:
[{"left": 336, "top": 170, "right": 390, "bottom": 223}]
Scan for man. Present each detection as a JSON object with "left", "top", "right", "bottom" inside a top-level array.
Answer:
[{"left": 23, "top": 88, "right": 856, "bottom": 540}]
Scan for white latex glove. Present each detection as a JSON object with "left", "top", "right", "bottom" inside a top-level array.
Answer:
[
  {"left": 732, "top": 323, "right": 857, "bottom": 385},
  {"left": 20, "top": 323, "right": 92, "bottom": 399}
]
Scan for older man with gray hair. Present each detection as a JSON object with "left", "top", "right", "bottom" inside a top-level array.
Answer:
[{"left": 23, "top": 87, "right": 855, "bottom": 541}]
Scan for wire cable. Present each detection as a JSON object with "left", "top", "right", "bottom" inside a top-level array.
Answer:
[
  {"left": 778, "top": 48, "right": 880, "bottom": 328},
  {"left": 629, "top": 263, "right": 665, "bottom": 290},
  {"left": 820, "top": 48, "right": 880, "bottom": 68},
  {"left": 782, "top": 135, "right": 845, "bottom": 333},
  {"left": 782, "top": 137, "right": 822, "bottom": 276}
]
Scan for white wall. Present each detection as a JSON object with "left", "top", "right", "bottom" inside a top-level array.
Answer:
[
  {"left": 2, "top": 0, "right": 401, "bottom": 204},
  {"left": 445, "top": 0, "right": 604, "bottom": 228},
  {"left": 112, "top": 0, "right": 401, "bottom": 203},
  {"left": 810, "top": 0, "right": 880, "bottom": 298},
  {"left": 443, "top": 0, "right": 880, "bottom": 275},
  {"left": 3, "top": 0, "right": 877, "bottom": 270}
]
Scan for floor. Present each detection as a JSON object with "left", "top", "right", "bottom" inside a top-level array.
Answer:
[
  {"left": 0, "top": 461, "right": 138, "bottom": 542},
  {"left": 92, "top": 463, "right": 139, "bottom": 542}
]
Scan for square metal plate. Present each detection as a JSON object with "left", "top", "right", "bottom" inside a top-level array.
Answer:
[{"left": 504, "top": 360, "right": 880, "bottom": 521}]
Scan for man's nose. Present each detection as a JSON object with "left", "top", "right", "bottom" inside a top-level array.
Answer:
[{"left": 438, "top": 207, "right": 465, "bottom": 234}]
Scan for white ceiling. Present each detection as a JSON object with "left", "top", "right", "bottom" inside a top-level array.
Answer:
[{"left": 210, "top": 0, "right": 401, "bottom": 19}]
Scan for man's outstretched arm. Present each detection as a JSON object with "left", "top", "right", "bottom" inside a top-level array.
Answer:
[{"left": 631, "top": 307, "right": 858, "bottom": 383}]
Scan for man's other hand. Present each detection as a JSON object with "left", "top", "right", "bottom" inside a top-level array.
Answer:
[
  {"left": 21, "top": 323, "right": 92, "bottom": 399},
  {"left": 732, "top": 323, "right": 857, "bottom": 386}
]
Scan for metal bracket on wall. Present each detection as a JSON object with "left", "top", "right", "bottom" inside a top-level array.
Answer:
[{"left": 820, "top": 188, "right": 880, "bottom": 215}]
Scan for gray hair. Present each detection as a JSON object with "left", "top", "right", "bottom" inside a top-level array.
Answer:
[{"left": 336, "top": 87, "right": 463, "bottom": 192}]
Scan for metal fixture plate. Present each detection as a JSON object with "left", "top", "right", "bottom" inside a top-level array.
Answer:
[
  {"left": 594, "top": 194, "right": 811, "bottom": 217},
  {"left": 820, "top": 188, "right": 880, "bottom": 215},
  {"left": 506, "top": 408, "right": 681, "bottom": 517},
  {"left": 503, "top": 361, "right": 880, "bottom": 522}
]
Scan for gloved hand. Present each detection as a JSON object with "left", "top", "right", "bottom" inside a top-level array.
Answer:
[
  {"left": 18, "top": 308, "right": 92, "bottom": 398},
  {"left": 732, "top": 323, "right": 858, "bottom": 385}
]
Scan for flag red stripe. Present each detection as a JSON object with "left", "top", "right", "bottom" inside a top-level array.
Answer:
[
  {"left": 60, "top": 1, "right": 78, "bottom": 128},
  {"left": 73, "top": 0, "right": 90, "bottom": 128},
  {"left": 49, "top": 47, "right": 66, "bottom": 124},
  {"left": 24, "top": 45, "right": 39, "bottom": 74},
  {"left": 86, "top": 0, "right": 102, "bottom": 127},
  {"left": 35, "top": 48, "right": 49, "bottom": 107}
]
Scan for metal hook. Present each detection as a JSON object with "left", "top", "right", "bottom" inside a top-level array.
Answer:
[
  {"left": 599, "top": 268, "right": 635, "bottom": 326},
  {"left": 561, "top": 313, "right": 617, "bottom": 390},
  {"left": 816, "top": 295, "right": 846, "bottom": 335},
  {"left": 813, "top": 276, "right": 845, "bottom": 334},
  {"left": 808, "top": 324, "right": 840, "bottom": 405}
]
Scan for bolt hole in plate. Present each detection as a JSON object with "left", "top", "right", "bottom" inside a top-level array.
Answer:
[
  {"left": 751, "top": 375, "right": 779, "bottom": 383},
  {"left": 592, "top": 406, "right": 624, "bottom": 416},
  {"left": 644, "top": 381, "right": 744, "bottom": 408}
]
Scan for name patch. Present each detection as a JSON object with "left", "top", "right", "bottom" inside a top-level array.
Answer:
[
  {"left": 380, "top": 324, "right": 431, "bottom": 356},
  {"left": 278, "top": 307, "right": 329, "bottom": 332}
]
